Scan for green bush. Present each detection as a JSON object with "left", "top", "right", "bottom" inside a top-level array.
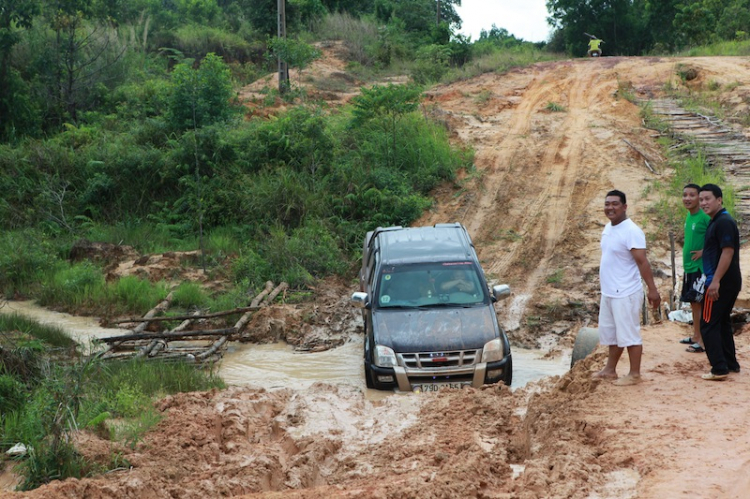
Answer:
[
  {"left": 171, "top": 281, "right": 209, "bottom": 309},
  {"left": 0, "top": 374, "right": 26, "bottom": 414},
  {"left": 105, "top": 276, "right": 169, "bottom": 316},
  {"left": 0, "top": 313, "right": 76, "bottom": 350},
  {"left": 232, "top": 248, "right": 272, "bottom": 289},
  {"left": 38, "top": 262, "right": 105, "bottom": 310},
  {"left": 286, "top": 219, "right": 347, "bottom": 277},
  {"left": 410, "top": 44, "right": 451, "bottom": 84},
  {"left": 0, "top": 230, "right": 63, "bottom": 297}
]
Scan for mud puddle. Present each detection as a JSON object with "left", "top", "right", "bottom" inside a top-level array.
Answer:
[{"left": 1, "top": 301, "right": 571, "bottom": 394}]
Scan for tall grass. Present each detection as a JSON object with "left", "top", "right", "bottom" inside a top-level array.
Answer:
[
  {"left": 0, "top": 230, "right": 64, "bottom": 298},
  {"left": 441, "top": 45, "right": 563, "bottom": 84},
  {"left": 677, "top": 39, "right": 750, "bottom": 56},
  {"left": 312, "top": 12, "right": 379, "bottom": 67},
  {"left": 81, "top": 221, "right": 198, "bottom": 254},
  {"left": 36, "top": 264, "right": 169, "bottom": 316},
  {"left": 2, "top": 351, "right": 225, "bottom": 490},
  {"left": 0, "top": 313, "right": 76, "bottom": 349},
  {"left": 171, "top": 281, "right": 209, "bottom": 309}
]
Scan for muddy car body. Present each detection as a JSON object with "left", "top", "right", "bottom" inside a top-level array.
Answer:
[{"left": 351, "top": 223, "right": 512, "bottom": 391}]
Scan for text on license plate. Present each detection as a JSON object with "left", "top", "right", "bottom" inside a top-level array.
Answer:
[{"left": 414, "top": 382, "right": 467, "bottom": 392}]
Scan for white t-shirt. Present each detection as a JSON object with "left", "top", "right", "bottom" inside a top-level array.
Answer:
[{"left": 600, "top": 218, "right": 646, "bottom": 298}]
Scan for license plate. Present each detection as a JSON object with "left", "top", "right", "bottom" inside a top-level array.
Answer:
[{"left": 414, "top": 382, "right": 467, "bottom": 392}]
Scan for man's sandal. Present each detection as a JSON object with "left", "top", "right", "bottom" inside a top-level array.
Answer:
[
  {"left": 679, "top": 337, "right": 694, "bottom": 344},
  {"left": 701, "top": 372, "right": 728, "bottom": 381},
  {"left": 686, "top": 343, "right": 705, "bottom": 353}
]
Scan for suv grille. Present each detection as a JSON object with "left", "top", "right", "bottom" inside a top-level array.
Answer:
[{"left": 399, "top": 349, "right": 481, "bottom": 369}]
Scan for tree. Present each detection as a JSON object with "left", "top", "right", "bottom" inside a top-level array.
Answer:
[
  {"left": 265, "top": 37, "right": 321, "bottom": 89},
  {"left": 0, "top": 0, "right": 39, "bottom": 140},
  {"left": 41, "top": 0, "right": 131, "bottom": 126},
  {"left": 673, "top": 2, "right": 717, "bottom": 47},
  {"left": 643, "top": 0, "right": 681, "bottom": 51},
  {"left": 546, "top": 0, "right": 643, "bottom": 56},
  {"left": 167, "top": 53, "right": 235, "bottom": 130},
  {"left": 351, "top": 84, "right": 422, "bottom": 168}
]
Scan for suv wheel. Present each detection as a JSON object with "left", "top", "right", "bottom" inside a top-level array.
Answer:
[
  {"left": 364, "top": 338, "right": 375, "bottom": 389},
  {"left": 503, "top": 356, "right": 513, "bottom": 386}
]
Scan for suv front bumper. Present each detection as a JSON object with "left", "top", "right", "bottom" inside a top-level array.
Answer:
[{"left": 370, "top": 356, "right": 511, "bottom": 391}]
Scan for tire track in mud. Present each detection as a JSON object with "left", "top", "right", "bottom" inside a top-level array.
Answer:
[
  {"left": 467, "top": 62, "right": 602, "bottom": 329},
  {"left": 423, "top": 60, "right": 632, "bottom": 331}
]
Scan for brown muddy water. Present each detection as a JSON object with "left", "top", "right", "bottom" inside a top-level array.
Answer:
[{"left": 0, "top": 300, "right": 571, "bottom": 398}]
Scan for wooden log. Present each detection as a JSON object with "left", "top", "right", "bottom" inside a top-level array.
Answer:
[
  {"left": 195, "top": 336, "right": 228, "bottom": 361},
  {"left": 250, "top": 281, "right": 275, "bottom": 308},
  {"left": 97, "top": 327, "right": 238, "bottom": 343},
  {"left": 132, "top": 292, "right": 174, "bottom": 335},
  {"left": 138, "top": 308, "right": 200, "bottom": 358},
  {"left": 265, "top": 282, "right": 289, "bottom": 305},
  {"left": 110, "top": 305, "right": 262, "bottom": 325}
]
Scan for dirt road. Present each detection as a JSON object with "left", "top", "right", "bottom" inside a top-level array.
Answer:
[{"left": 8, "top": 56, "right": 750, "bottom": 498}]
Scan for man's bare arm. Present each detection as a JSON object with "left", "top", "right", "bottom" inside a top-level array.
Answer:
[{"left": 631, "top": 248, "right": 661, "bottom": 308}]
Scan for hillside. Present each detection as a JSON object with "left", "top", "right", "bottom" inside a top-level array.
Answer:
[{"left": 6, "top": 54, "right": 750, "bottom": 498}]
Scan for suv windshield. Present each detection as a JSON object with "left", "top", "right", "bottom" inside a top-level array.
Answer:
[{"left": 376, "top": 262, "right": 488, "bottom": 308}]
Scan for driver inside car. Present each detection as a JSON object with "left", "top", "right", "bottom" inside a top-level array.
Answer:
[{"left": 438, "top": 269, "right": 476, "bottom": 293}]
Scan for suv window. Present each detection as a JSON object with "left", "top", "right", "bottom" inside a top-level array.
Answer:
[{"left": 376, "top": 262, "right": 488, "bottom": 308}]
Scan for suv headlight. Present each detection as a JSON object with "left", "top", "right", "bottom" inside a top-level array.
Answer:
[
  {"left": 374, "top": 345, "right": 397, "bottom": 367},
  {"left": 481, "top": 338, "right": 505, "bottom": 363}
]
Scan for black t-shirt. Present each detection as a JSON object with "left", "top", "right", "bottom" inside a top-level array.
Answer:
[{"left": 703, "top": 209, "right": 741, "bottom": 288}]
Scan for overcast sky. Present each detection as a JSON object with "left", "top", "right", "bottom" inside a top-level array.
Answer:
[{"left": 454, "top": 0, "right": 552, "bottom": 43}]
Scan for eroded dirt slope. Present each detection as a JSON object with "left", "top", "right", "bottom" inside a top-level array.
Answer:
[{"left": 8, "top": 56, "right": 750, "bottom": 498}]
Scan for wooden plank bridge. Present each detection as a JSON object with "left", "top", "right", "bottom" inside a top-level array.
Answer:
[{"left": 649, "top": 98, "right": 750, "bottom": 235}]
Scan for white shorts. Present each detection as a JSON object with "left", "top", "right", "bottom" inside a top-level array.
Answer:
[{"left": 598, "top": 291, "right": 643, "bottom": 347}]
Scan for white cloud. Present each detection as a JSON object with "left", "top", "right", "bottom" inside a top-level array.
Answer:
[{"left": 454, "top": 0, "right": 552, "bottom": 43}]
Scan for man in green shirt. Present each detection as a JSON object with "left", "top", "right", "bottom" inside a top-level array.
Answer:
[{"left": 679, "top": 183, "right": 711, "bottom": 352}]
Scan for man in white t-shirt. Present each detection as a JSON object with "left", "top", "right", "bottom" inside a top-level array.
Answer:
[{"left": 595, "top": 190, "right": 661, "bottom": 385}]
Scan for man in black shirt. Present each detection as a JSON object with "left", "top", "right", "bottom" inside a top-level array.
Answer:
[{"left": 698, "top": 184, "right": 742, "bottom": 380}]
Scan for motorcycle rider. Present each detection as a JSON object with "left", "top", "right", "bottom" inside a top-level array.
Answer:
[{"left": 587, "top": 36, "right": 603, "bottom": 57}]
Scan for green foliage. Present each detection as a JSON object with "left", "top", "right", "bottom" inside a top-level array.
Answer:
[
  {"left": 266, "top": 37, "right": 321, "bottom": 72},
  {"left": 442, "top": 44, "right": 561, "bottom": 82},
  {"left": 0, "top": 230, "right": 62, "bottom": 297},
  {"left": 167, "top": 53, "right": 236, "bottom": 130},
  {"left": 38, "top": 262, "right": 106, "bottom": 310},
  {"left": 17, "top": 438, "right": 89, "bottom": 491},
  {"left": 106, "top": 276, "right": 169, "bottom": 316},
  {"left": 312, "top": 12, "right": 379, "bottom": 66},
  {"left": 232, "top": 249, "right": 272, "bottom": 289},
  {"left": 1, "top": 346, "right": 223, "bottom": 486},
  {"left": 545, "top": 101, "right": 566, "bottom": 112},
  {"left": 0, "top": 313, "right": 76, "bottom": 350},
  {"left": 0, "top": 374, "right": 26, "bottom": 414},
  {"left": 410, "top": 44, "right": 451, "bottom": 84},
  {"left": 172, "top": 24, "right": 255, "bottom": 62},
  {"left": 171, "top": 281, "right": 209, "bottom": 309}
]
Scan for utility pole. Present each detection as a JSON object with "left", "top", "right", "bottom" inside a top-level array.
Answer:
[
  {"left": 277, "top": 0, "right": 290, "bottom": 94},
  {"left": 436, "top": 0, "right": 440, "bottom": 26}
]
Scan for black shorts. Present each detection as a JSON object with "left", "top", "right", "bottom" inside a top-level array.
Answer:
[{"left": 680, "top": 271, "right": 703, "bottom": 303}]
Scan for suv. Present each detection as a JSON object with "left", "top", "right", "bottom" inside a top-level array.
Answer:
[{"left": 351, "top": 223, "right": 512, "bottom": 392}]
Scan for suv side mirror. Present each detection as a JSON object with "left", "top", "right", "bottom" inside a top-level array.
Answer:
[
  {"left": 351, "top": 291, "right": 369, "bottom": 308},
  {"left": 492, "top": 284, "right": 511, "bottom": 302}
]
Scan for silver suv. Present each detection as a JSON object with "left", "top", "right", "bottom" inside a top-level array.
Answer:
[{"left": 351, "top": 223, "right": 512, "bottom": 391}]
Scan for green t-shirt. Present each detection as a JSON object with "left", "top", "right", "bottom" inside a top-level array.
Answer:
[
  {"left": 683, "top": 209, "right": 711, "bottom": 272},
  {"left": 589, "top": 39, "right": 602, "bottom": 51}
]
